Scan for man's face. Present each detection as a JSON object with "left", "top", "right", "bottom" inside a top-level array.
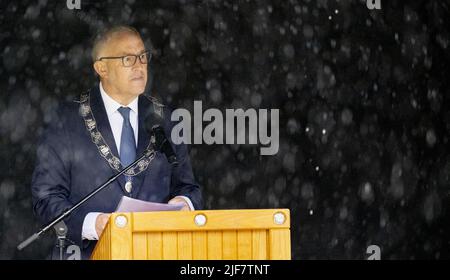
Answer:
[{"left": 97, "top": 32, "right": 148, "bottom": 100}]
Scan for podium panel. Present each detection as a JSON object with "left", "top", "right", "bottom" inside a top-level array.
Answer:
[{"left": 91, "top": 209, "right": 291, "bottom": 260}]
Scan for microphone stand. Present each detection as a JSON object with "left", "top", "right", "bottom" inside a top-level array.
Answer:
[
  {"left": 17, "top": 148, "right": 154, "bottom": 251},
  {"left": 53, "top": 221, "right": 68, "bottom": 260}
]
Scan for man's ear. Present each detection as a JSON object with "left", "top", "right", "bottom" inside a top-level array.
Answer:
[{"left": 93, "top": 61, "right": 108, "bottom": 79}]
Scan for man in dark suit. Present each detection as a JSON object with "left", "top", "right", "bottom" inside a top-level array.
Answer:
[{"left": 31, "top": 25, "right": 202, "bottom": 259}]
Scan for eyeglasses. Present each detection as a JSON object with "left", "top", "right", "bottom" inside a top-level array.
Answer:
[{"left": 97, "top": 50, "right": 151, "bottom": 67}]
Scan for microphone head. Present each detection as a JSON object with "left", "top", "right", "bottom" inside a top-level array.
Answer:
[
  {"left": 150, "top": 124, "right": 179, "bottom": 167},
  {"left": 167, "top": 156, "right": 179, "bottom": 167},
  {"left": 144, "top": 114, "right": 162, "bottom": 135},
  {"left": 151, "top": 125, "right": 165, "bottom": 149}
]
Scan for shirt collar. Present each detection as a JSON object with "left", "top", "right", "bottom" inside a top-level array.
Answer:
[{"left": 99, "top": 82, "right": 139, "bottom": 116}]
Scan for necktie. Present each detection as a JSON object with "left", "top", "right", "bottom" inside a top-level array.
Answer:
[{"left": 118, "top": 107, "right": 136, "bottom": 193}]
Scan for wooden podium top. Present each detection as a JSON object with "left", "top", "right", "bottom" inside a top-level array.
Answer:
[{"left": 91, "top": 209, "right": 291, "bottom": 260}]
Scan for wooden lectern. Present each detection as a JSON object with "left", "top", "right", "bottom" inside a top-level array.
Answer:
[{"left": 91, "top": 209, "right": 290, "bottom": 260}]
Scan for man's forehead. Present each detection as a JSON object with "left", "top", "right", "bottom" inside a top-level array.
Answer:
[{"left": 103, "top": 32, "right": 145, "bottom": 55}]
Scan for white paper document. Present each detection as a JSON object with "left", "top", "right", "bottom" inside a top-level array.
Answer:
[{"left": 115, "top": 196, "right": 184, "bottom": 213}]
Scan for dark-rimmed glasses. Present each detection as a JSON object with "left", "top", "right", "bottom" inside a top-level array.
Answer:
[{"left": 97, "top": 50, "right": 151, "bottom": 67}]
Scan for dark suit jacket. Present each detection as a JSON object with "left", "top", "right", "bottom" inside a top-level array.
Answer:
[{"left": 31, "top": 84, "right": 202, "bottom": 259}]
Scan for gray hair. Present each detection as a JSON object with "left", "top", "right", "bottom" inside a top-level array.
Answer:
[{"left": 91, "top": 25, "right": 141, "bottom": 61}]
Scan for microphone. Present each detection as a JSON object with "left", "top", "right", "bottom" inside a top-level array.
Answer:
[{"left": 146, "top": 121, "right": 179, "bottom": 167}]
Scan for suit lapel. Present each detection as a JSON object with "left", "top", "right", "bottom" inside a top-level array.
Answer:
[
  {"left": 137, "top": 96, "right": 152, "bottom": 156},
  {"left": 130, "top": 95, "right": 155, "bottom": 196},
  {"left": 89, "top": 85, "right": 120, "bottom": 158},
  {"left": 89, "top": 85, "right": 127, "bottom": 191}
]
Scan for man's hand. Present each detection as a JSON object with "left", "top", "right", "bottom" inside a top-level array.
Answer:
[
  {"left": 168, "top": 197, "right": 191, "bottom": 211},
  {"left": 95, "top": 213, "right": 111, "bottom": 238}
]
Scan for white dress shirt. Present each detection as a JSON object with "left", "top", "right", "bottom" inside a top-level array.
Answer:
[{"left": 82, "top": 83, "right": 194, "bottom": 240}]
